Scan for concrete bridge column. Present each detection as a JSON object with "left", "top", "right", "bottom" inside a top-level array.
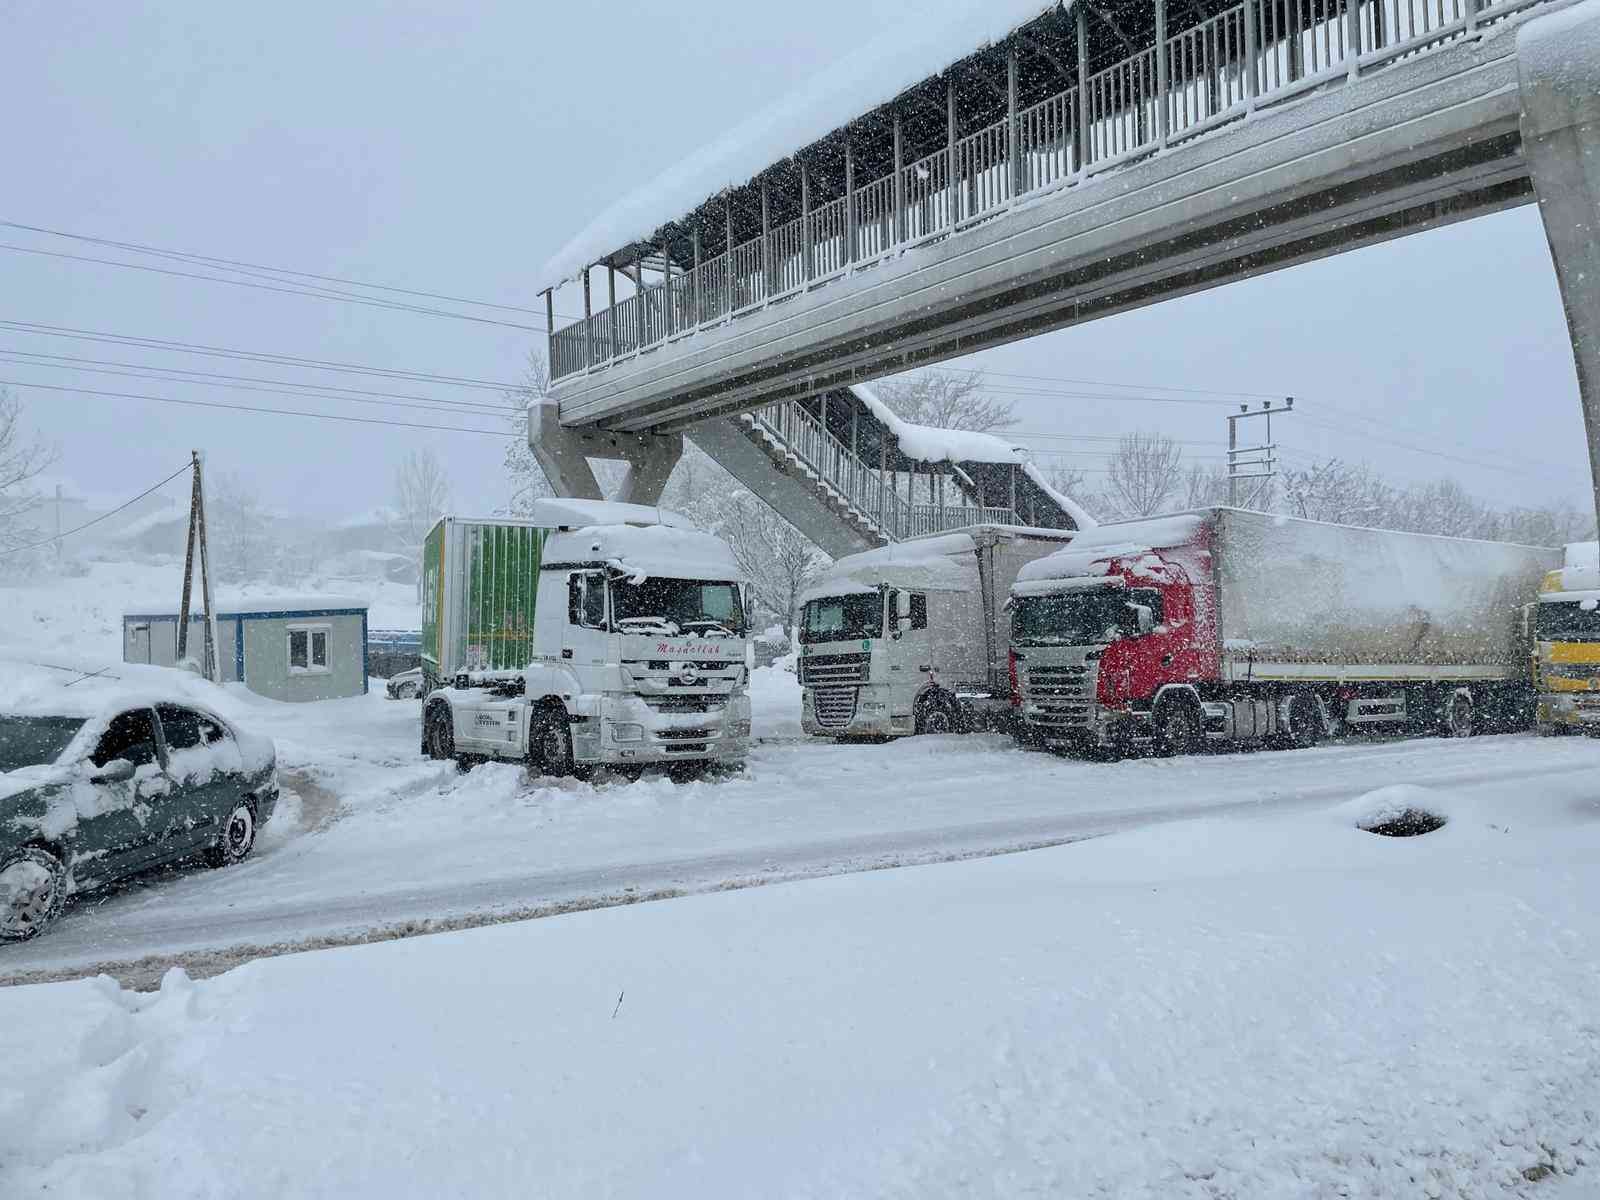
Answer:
[
  {"left": 1517, "top": 3, "right": 1600, "bottom": 526},
  {"left": 531, "top": 404, "right": 683, "bottom": 506}
]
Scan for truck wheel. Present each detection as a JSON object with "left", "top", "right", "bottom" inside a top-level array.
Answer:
[
  {"left": 533, "top": 709, "right": 587, "bottom": 779},
  {"left": 1154, "top": 698, "right": 1202, "bottom": 758},
  {"left": 914, "top": 692, "right": 959, "bottom": 736},
  {"left": 423, "top": 704, "right": 455, "bottom": 761},
  {"left": 1444, "top": 692, "right": 1475, "bottom": 738},
  {"left": 1281, "top": 693, "right": 1322, "bottom": 750}
]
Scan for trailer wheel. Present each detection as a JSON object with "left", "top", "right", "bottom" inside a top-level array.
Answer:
[
  {"left": 1444, "top": 691, "right": 1475, "bottom": 739},
  {"left": 1153, "top": 697, "right": 1202, "bottom": 757},
  {"left": 423, "top": 703, "right": 455, "bottom": 761},
  {"left": 914, "top": 691, "right": 960, "bottom": 736}
]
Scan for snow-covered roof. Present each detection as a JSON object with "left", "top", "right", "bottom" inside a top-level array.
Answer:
[
  {"left": 1559, "top": 540, "right": 1600, "bottom": 592},
  {"left": 798, "top": 534, "right": 981, "bottom": 606},
  {"left": 545, "top": 524, "right": 744, "bottom": 583},
  {"left": 850, "top": 385, "right": 1097, "bottom": 529},
  {"left": 528, "top": 497, "right": 696, "bottom": 532},
  {"left": 123, "top": 593, "right": 367, "bottom": 618},
  {"left": 1016, "top": 513, "right": 1206, "bottom": 585},
  {"left": 536, "top": 3, "right": 1058, "bottom": 290}
]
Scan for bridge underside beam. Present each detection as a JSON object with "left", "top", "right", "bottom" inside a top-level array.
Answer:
[
  {"left": 530, "top": 403, "right": 682, "bottom": 505},
  {"left": 555, "top": 31, "right": 1535, "bottom": 434}
]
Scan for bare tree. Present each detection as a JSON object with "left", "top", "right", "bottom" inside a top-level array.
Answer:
[
  {"left": 1278, "top": 459, "right": 1392, "bottom": 525},
  {"left": 0, "top": 388, "right": 55, "bottom": 552},
  {"left": 501, "top": 349, "right": 556, "bottom": 516},
  {"left": 1101, "top": 431, "right": 1186, "bottom": 519},
  {"left": 393, "top": 448, "right": 452, "bottom": 550},
  {"left": 715, "top": 492, "right": 828, "bottom": 627},
  {"left": 872, "top": 369, "right": 1017, "bottom": 432},
  {"left": 208, "top": 472, "right": 274, "bottom": 583},
  {"left": 1182, "top": 463, "right": 1233, "bottom": 510}
]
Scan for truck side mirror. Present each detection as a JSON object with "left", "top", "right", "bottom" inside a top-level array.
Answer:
[{"left": 1132, "top": 604, "right": 1154, "bottom": 635}]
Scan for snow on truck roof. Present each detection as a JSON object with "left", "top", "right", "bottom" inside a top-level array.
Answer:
[
  {"left": 798, "top": 536, "right": 983, "bottom": 607},
  {"left": 528, "top": 497, "right": 696, "bottom": 531},
  {"left": 1558, "top": 541, "right": 1600, "bottom": 593},
  {"left": 545, "top": 522, "right": 744, "bottom": 584},
  {"left": 122, "top": 594, "right": 367, "bottom": 619},
  {"left": 1016, "top": 513, "right": 1207, "bottom": 586},
  {"left": 537, "top": 2, "right": 1059, "bottom": 290}
]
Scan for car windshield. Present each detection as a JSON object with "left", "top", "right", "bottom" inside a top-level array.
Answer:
[
  {"left": 800, "top": 593, "right": 883, "bottom": 644},
  {"left": 610, "top": 577, "right": 747, "bottom": 637},
  {"left": 1013, "top": 590, "right": 1145, "bottom": 646},
  {"left": 1536, "top": 598, "right": 1600, "bottom": 642},
  {"left": 0, "top": 715, "right": 88, "bottom": 772}
]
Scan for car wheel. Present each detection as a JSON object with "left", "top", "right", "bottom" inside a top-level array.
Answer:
[
  {"left": 206, "top": 801, "right": 257, "bottom": 868},
  {"left": 1154, "top": 699, "right": 1202, "bottom": 757},
  {"left": 0, "top": 846, "right": 69, "bottom": 941},
  {"left": 397, "top": 681, "right": 419, "bottom": 700},
  {"left": 423, "top": 703, "right": 455, "bottom": 761}
]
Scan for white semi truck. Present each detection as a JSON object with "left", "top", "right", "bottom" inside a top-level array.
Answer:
[
  {"left": 797, "top": 525, "right": 1075, "bottom": 738},
  {"left": 419, "top": 499, "right": 752, "bottom": 776}
]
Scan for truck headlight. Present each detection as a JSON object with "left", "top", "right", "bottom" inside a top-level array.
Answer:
[{"left": 610, "top": 722, "right": 645, "bottom": 743}]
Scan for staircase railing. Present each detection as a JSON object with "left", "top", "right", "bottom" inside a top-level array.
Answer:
[{"left": 746, "top": 401, "right": 1021, "bottom": 542}]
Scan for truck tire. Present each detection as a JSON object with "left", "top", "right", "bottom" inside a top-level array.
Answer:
[
  {"left": 1444, "top": 691, "right": 1475, "bottom": 738},
  {"left": 423, "top": 703, "right": 455, "bottom": 761},
  {"left": 1279, "top": 692, "right": 1322, "bottom": 750},
  {"left": 533, "top": 708, "right": 589, "bottom": 780},
  {"left": 914, "top": 691, "right": 960, "bottom": 736},
  {"left": 1153, "top": 697, "right": 1202, "bottom": 758}
]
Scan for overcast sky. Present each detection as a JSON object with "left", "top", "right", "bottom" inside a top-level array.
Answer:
[{"left": 3, "top": 0, "right": 1587, "bottom": 525}]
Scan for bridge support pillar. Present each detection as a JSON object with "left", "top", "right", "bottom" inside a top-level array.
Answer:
[
  {"left": 532, "top": 403, "right": 683, "bottom": 506},
  {"left": 1518, "top": 5, "right": 1600, "bottom": 527}
]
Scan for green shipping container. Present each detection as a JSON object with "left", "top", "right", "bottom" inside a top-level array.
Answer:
[{"left": 421, "top": 517, "right": 549, "bottom": 682}]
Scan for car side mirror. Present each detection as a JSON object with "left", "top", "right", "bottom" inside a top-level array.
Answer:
[{"left": 92, "top": 759, "right": 136, "bottom": 784}]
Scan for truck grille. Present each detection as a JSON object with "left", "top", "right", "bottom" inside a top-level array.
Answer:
[
  {"left": 1024, "top": 663, "right": 1096, "bottom": 728},
  {"left": 642, "top": 697, "right": 724, "bottom": 714},
  {"left": 800, "top": 652, "right": 869, "bottom": 686},
  {"left": 811, "top": 685, "right": 859, "bottom": 729},
  {"left": 657, "top": 728, "right": 713, "bottom": 753}
]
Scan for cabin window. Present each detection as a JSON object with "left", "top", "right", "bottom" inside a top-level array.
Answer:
[{"left": 288, "top": 625, "right": 331, "bottom": 674}]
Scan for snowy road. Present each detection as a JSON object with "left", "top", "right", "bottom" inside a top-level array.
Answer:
[{"left": 5, "top": 713, "right": 1599, "bottom": 984}]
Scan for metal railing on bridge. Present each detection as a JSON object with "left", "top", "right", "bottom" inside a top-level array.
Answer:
[
  {"left": 551, "top": 0, "right": 1547, "bottom": 382},
  {"left": 742, "top": 401, "right": 1017, "bottom": 542}
]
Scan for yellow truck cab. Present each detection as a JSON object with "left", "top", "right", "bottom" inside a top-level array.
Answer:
[{"left": 1534, "top": 541, "right": 1600, "bottom": 735}]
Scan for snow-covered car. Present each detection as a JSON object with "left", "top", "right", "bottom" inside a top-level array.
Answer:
[
  {"left": 0, "top": 660, "right": 278, "bottom": 942},
  {"left": 385, "top": 667, "right": 423, "bottom": 700}
]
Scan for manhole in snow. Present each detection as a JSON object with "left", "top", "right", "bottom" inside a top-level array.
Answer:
[{"left": 1359, "top": 808, "right": 1447, "bottom": 837}]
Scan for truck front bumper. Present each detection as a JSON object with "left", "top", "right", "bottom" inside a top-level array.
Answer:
[
  {"left": 800, "top": 686, "right": 913, "bottom": 738},
  {"left": 576, "top": 694, "right": 752, "bottom": 765},
  {"left": 1539, "top": 693, "right": 1600, "bottom": 730},
  {"left": 1017, "top": 698, "right": 1146, "bottom": 748}
]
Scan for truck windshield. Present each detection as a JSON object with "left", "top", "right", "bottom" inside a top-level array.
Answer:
[
  {"left": 1012, "top": 589, "right": 1157, "bottom": 646},
  {"left": 1536, "top": 599, "right": 1600, "bottom": 642},
  {"left": 610, "top": 577, "right": 747, "bottom": 637},
  {"left": 0, "top": 715, "right": 87, "bottom": 772},
  {"left": 800, "top": 593, "right": 883, "bottom": 644}
]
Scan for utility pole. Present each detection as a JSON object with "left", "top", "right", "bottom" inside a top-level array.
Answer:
[
  {"left": 53, "top": 484, "right": 62, "bottom": 565},
  {"left": 1227, "top": 398, "right": 1294, "bottom": 507},
  {"left": 176, "top": 450, "right": 222, "bottom": 683}
]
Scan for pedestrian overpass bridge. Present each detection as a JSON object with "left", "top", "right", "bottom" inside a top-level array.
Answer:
[{"left": 535, "top": 0, "right": 1600, "bottom": 529}]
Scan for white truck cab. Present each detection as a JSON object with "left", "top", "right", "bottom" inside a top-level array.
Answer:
[
  {"left": 797, "top": 526, "right": 1074, "bottom": 738},
  {"left": 421, "top": 500, "right": 752, "bottom": 775}
]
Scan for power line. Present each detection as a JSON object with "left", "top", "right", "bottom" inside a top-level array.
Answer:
[
  {"left": 0, "top": 218, "right": 563, "bottom": 318},
  {"left": 0, "top": 243, "right": 544, "bottom": 333},
  {"left": 0, "top": 320, "right": 528, "bottom": 391},
  {"left": 0, "top": 461, "right": 192, "bottom": 558},
  {"left": 0, "top": 378, "right": 518, "bottom": 438},
  {"left": 0, "top": 352, "right": 513, "bottom": 421}
]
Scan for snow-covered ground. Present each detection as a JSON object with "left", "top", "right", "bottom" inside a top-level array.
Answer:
[{"left": 4, "top": 771, "right": 1599, "bottom": 1197}]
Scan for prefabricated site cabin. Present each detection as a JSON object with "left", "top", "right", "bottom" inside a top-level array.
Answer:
[{"left": 122, "top": 595, "right": 369, "bottom": 702}]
